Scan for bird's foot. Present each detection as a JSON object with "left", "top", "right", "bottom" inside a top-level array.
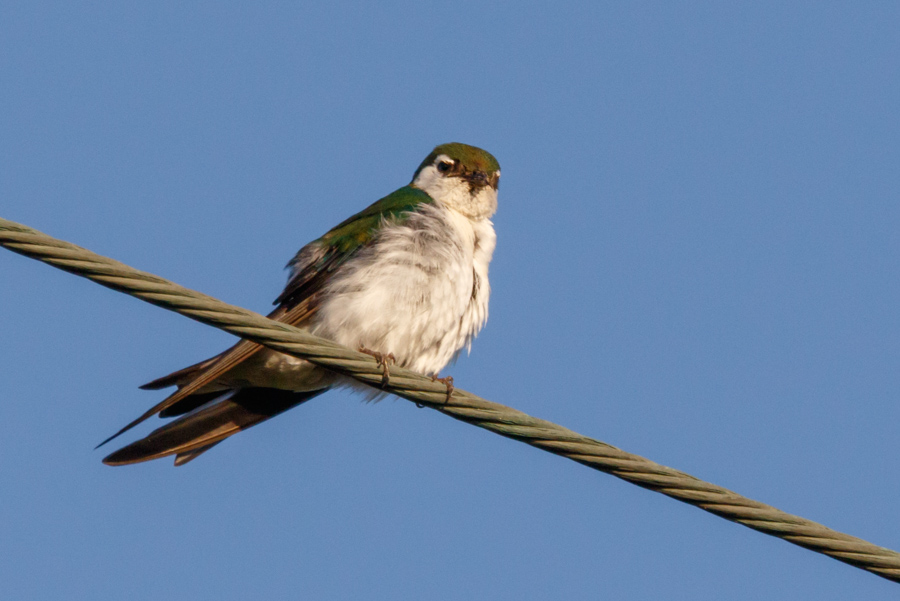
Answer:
[
  {"left": 359, "top": 346, "right": 395, "bottom": 388},
  {"left": 431, "top": 374, "right": 454, "bottom": 403}
]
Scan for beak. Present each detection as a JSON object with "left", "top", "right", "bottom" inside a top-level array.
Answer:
[{"left": 465, "top": 170, "right": 496, "bottom": 190}]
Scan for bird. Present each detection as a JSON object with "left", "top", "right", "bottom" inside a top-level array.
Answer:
[{"left": 100, "top": 142, "right": 501, "bottom": 466}]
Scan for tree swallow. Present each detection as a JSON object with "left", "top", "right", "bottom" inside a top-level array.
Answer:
[{"left": 101, "top": 142, "right": 501, "bottom": 466}]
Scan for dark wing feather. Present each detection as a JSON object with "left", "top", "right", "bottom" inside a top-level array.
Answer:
[{"left": 103, "top": 388, "right": 325, "bottom": 466}]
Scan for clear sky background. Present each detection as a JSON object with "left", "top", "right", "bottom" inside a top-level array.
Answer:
[{"left": 2, "top": 2, "right": 899, "bottom": 599}]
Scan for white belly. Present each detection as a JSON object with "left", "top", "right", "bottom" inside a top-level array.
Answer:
[{"left": 310, "top": 205, "right": 495, "bottom": 376}]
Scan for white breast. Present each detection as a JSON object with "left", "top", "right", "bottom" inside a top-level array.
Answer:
[{"left": 310, "top": 203, "right": 496, "bottom": 376}]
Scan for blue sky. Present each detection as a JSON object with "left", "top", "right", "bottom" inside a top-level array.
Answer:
[{"left": 2, "top": 2, "right": 899, "bottom": 599}]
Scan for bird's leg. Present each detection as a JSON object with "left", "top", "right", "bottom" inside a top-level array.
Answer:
[
  {"left": 431, "top": 374, "right": 454, "bottom": 403},
  {"left": 358, "top": 346, "right": 395, "bottom": 388}
]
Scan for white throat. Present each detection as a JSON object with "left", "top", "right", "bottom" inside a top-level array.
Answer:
[{"left": 412, "top": 163, "right": 498, "bottom": 221}]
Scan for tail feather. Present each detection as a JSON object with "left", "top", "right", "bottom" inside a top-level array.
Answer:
[
  {"left": 103, "top": 388, "right": 325, "bottom": 466},
  {"left": 139, "top": 355, "right": 221, "bottom": 390},
  {"left": 174, "top": 442, "right": 222, "bottom": 466},
  {"left": 159, "top": 391, "right": 225, "bottom": 418}
]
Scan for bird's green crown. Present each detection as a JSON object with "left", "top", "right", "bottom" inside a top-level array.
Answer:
[{"left": 412, "top": 143, "right": 500, "bottom": 181}]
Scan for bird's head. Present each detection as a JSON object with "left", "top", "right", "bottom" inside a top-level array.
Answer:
[{"left": 411, "top": 143, "right": 500, "bottom": 220}]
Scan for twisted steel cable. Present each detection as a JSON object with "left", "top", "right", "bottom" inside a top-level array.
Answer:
[{"left": 2, "top": 216, "right": 899, "bottom": 583}]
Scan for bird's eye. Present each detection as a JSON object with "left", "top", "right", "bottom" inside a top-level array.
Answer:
[{"left": 437, "top": 160, "right": 453, "bottom": 173}]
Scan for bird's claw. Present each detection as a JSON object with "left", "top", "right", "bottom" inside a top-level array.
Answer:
[
  {"left": 359, "top": 346, "right": 395, "bottom": 388},
  {"left": 431, "top": 374, "right": 454, "bottom": 403}
]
